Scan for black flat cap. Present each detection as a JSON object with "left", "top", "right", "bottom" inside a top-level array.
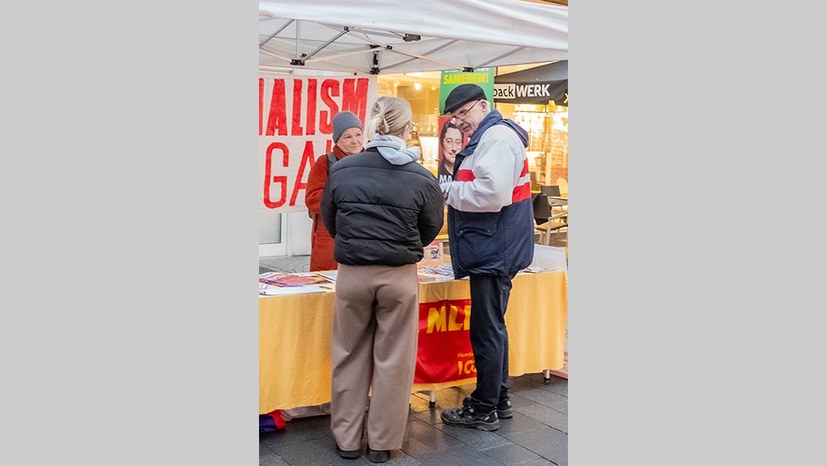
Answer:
[{"left": 443, "top": 84, "right": 487, "bottom": 114}]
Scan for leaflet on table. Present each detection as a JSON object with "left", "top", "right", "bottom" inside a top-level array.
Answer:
[
  {"left": 520, "top": 265, "right": 550, "bottom": 273},
  {"left": 528, "top": 245, "right": 568, "bottom": 273},
  {"left": 316, "top": 271, "right": 338, "bottom": 282},
  {"left": 259, "top": 284, "right": 332, "bottom": 296},
  {"left": 259, "top": 272, "right": 329, "bottom": 287},
  {"left": 258, "top": 272, "right": 335, "bottom": 296},
  {"left": 417, "top": 264, "right": 455, "bottom": 282}
]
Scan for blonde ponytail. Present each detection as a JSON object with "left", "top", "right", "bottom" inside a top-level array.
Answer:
[{"left": 366, "top": 96, "right": 412, "bottom": 139}]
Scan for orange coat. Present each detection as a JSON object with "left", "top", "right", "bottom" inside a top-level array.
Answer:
[{"left": 305, "top": 145, "right": 349, "bottom": 271}]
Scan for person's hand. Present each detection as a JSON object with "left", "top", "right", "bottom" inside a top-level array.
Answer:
[{"left": 439, "top": 181, "right": 451, "bottom": 201}]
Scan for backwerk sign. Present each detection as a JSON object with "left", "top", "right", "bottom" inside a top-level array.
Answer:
[
  {"left": 493, "top": 60, "right": 568, "bottom": 106},
  {"left": 494, "top": 83, "right": 556, "bottom": 100}
]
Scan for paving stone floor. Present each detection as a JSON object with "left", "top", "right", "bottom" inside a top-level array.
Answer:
[{"left": 260, "top": 374, "right": 568, "bottom": 466}]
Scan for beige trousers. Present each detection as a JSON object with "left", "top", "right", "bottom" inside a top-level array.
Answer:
[{"left": 330, "top": 263, "right": 419, "bottom": 451}]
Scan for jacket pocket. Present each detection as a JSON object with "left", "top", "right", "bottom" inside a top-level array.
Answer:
[{"left": 454, "top": 212, "right": 500, "bottom": 271}]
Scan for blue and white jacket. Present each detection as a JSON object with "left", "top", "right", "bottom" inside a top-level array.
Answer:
[{"left": 441, "top": 110, "right": 534, "bottom": 278}]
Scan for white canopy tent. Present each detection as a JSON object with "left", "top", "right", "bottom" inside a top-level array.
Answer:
[
  {"left": 259, "top": 0, "right": 568, "bottom": 257},
  {"left": 259, "top": 0, "right": 568, "bottom": 74}
]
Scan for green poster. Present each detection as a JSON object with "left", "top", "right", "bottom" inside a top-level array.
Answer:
[{"left": 438, "top": 68, "right": 495, "bottom": 114}]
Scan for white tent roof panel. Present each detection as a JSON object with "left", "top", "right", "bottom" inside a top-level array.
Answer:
[{"left": 259, "top": 0, "right": 568, "bottom": 74}]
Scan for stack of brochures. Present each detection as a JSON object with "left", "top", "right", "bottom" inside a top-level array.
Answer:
[
  {"left": 258, "top": 272, "right": 335, "bottom": 296},
  {"left": 416, "top": 264, "right": 455, "bottom": 282}
]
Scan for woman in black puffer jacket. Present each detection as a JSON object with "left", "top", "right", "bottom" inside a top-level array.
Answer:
[{"left": 320, "top": 96, "right": 443, "bottom": 463}]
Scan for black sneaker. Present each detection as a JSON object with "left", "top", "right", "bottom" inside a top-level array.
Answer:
[
  {"left": 336, "top": 446, "right": 360, "bottom": 459},
  {"left": 496, "top": 397, "right": 513, "bottom": 419},
  {"left": 367, "top": 449, "right": 389, "bottom": 463},
  {"left": 461, "top": 396, "right": 513, "bottom": 419},
  {"left": 441, "top": 404, "right": 499, "bottom": 431}
]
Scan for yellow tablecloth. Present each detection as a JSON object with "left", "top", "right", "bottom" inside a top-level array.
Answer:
[{"left": 260, "top": 271, "right": 567, "bottom": 413}]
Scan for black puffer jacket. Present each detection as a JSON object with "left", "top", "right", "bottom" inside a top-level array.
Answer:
[{"left": 320, "top": 147, "right": 444, "bottom": 266}]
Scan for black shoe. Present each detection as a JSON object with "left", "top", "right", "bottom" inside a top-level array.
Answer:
[
  {"left": 461, "top": 396, "right": 513, "bottom": 419},
  {"left": 496, "top": 397, "right": 513, "bottom": 419},
  {"left": 367, "top": 449, "right": 390, "bottom": 463},
  {"left": 441, "top": 403, "right": 499, "bottom": 431},
  {"left": 336, "top": 446, "right": 360, "bottom": 459}
]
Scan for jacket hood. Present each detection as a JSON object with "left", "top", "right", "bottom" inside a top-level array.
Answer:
[{"left": 364, "top": 134, "right": 420, "bottom": 165}]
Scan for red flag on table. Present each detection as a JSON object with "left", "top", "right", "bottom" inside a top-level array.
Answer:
[{"left": 415, "top": 298, "right": 476, "bottom": 383}]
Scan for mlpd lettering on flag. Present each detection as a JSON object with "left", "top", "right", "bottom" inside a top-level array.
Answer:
[{"left": 414, "top": 298, "right": 476, "bottom": 383}]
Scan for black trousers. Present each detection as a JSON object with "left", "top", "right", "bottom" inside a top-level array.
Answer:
[{"left": 468, "top": 272, "right": 516, "bottom": 411}]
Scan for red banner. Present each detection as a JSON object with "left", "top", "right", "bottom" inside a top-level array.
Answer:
[
  {"left": 414, "top": 298, "right": 476, "bottom": 384},
  {"left": 258, "top": 73, "right": 377, "bottom": 213}
]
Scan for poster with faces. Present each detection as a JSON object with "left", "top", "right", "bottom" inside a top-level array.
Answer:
[{"left": 436, "top": 116, "right": 468, "bottom": 184}]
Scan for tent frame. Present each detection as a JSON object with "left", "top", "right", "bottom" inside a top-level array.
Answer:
[{"left": 259, "top": 0, "right": 568, "bottom": 74}]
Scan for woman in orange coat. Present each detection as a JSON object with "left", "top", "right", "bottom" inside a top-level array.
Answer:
[{"left": 305, "top": 111, "right": 364, "bottom": 271}]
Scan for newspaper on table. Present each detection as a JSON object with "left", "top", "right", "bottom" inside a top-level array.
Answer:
[
  {"left": 521, "top": 245, "right": 568, "bottom": 274},
  {"left": 417, "top": 264, "right": 455, "bottom": 282},
  {"left": 316, "top": 270, "right": 338, "bottom": 282},
  {"left": 259, "top": 272, "right": 335, "bottom": 296}
]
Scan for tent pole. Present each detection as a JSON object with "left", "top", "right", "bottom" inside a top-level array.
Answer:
[
  {"left": 382, "top": 40, "right": 459, "bottom": 71},
  {"left": 382, "top": 47, "right": 462, "bottom": 70},
  {"left": 300, "top": 28, "right": 349, "bottom": 63},
  {"left": 476, "top": 46, "right": 527, "bottom": 68},
  {"left": 259, "top": 19, "right": 294, "bottom": 47},
  {"left": 259, "top": 48, "right": 293, "bottom": 62},
  {"left": 294, "top": 20, "right": 301, "bottom": 61},
  {"left": 259, "top": 65, "right": 294, "bottom": 74},
  {"left": 330, "top": 26, "right": 402, "bottom": 40},
  {"left": 321, "top": 26, "right": 465, "bottom": 71},
  {"left": 307, "top": 47, "right": 379, "bottom": 64}
]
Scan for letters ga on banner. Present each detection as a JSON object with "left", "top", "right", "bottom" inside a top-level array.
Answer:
[
  {"left": 259, "top": 74, "right": 378, "bottom": 213},
  {"left": 415, "top": 298, "right": 476, "bottom": 384}
]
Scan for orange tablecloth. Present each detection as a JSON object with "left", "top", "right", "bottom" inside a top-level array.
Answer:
[{"left": 259, "top": 271, "right": 567, "bottom": 413}]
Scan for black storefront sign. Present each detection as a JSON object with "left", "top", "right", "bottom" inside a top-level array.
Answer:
[{"left": 494, "top": 61, "right": 568, "bottom": 106}]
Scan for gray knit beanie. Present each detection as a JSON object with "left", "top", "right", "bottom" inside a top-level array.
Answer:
[{"left": 332, "top": 111, "right": 363, "bottom": 142}]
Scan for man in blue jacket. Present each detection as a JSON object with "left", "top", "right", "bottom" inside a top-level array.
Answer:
[{"left": 439, "top": 84, "right": 534, "bottom": 431}]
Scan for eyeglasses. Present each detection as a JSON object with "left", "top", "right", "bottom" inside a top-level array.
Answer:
[{"left": 450, "top": 100, "right": 482, "bottom": 124}]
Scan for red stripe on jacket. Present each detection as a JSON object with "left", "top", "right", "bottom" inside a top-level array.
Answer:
[
  {"left": 512, "top": 182, "right": 531, "bottom": 203},
  {"left": 455, "top": 168, "right": 531, "bottom": 203},
  {"left": 512, "top": 159, "right": 531, "bottom": 202},
  {"left": 455, "top": 169, "right": 475, "bottom": 182}
]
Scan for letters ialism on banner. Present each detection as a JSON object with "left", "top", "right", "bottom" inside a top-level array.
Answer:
[{"left": 259, "top": 77, "right": 372, "bottom": 210}]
